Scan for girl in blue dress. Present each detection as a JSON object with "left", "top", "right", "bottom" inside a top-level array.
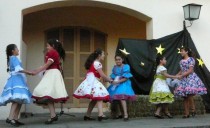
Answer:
[
  {"left": 174, "top": 47, "right": 207, "bottom": 118},
  {"left": 0, "top": 44, "right": 32, "bottom": 127},
  {"left": 108, "top": 54, "right": 136, "bottom": 121}
]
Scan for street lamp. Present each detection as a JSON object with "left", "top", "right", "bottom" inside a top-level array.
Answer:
[{"left": 183, "top": 3, "right": 202, "bottom": 28}]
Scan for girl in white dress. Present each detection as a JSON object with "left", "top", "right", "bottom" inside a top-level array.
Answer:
[
  {"left": 149, "top": 55, "right": 179, "bottom": 119},
  {"left": 32, "top": 39, "right": 68, "bottom": 124},
  {"left": 73, "top": 48, "right": 113, "bottom": 121}
]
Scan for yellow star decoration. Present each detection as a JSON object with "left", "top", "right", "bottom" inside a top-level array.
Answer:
[
  {"left": 177, "top": 48, "right": 181, "bottom": 54},
  {"left": 197, "top": 58, "right": 204, "bottom": 67},
  {"left": 177, "top": 45, "right": 184, "bottom": 54},
  {"left": 140, "top": 62, "right": 145, "bottom": 66},
  {"left": 156, "top": 44, "right": 165, "bottom": 55},
  {"left": 119, "top": 48, "right": 130, "bottom": 55}
]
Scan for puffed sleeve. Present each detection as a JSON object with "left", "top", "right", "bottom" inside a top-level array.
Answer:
[
  {"left": 46, "top": 50, "right": 57, "bottom": 63},
  {"left": 157, "top": 66, "right": 167, "bottom": 74},
  {"left": 189, "top": 57, "right": 195, "bottom": 67},
  {"left": 93, "top": 61, "right": 102, "bottom": 70},
  {"left": 110, "top": 66, "right": 116, "bottom": 79},
  {"left": 122, "top": 64, "right": 133, "bottom": 78},
  {"left": 11, "top": 56, "right": 23, "bottom": 73}
]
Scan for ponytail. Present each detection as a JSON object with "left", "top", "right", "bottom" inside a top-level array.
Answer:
[
  {"left": 85, "top": 48, "right": 103, "bottom": 70},
  {"left": 154, "top": 54, "right": 164, "bottom": 73},
  {"left": 48, "top": 39, "right": 66, "bottom": 61},
  {"left": 6, "top": 55, "right": 9, "bottom": 72},
  {"left": 6, "top": 44, "right": 17, "bottom": 72}
]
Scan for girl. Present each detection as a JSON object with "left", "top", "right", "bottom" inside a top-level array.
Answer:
[
  {"left": 0, "top": 44, "right": 32, "bottom": 127},
  {"left": 149, "top": 55, "right": 177, "bottom": 119},
  {"left": 107, "top": 54, "right": 136, "bottom": 121},
  {"left": 174, "top": 47, "right": 207, "bottom": 118},
  {"left": 73, "top": 48, "right": 112, "bottom": 121},
  {"left": 32, "top": 39, "right": 69, "bottom": 124}
]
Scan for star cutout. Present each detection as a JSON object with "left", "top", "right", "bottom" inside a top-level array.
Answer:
[
  {"left": 156, "top": 44, "right": 165, "bottom": 55},
  {"left": 140, "top": 62, "right": 145, "bottom": 66},
  {"left": 119, "top": 48, "right": 130, "bottom": 55},
  {"left": 177, "top": 45, "right": 184, "bottom": 54},
  {"left": 177, "top": 48, "right": 181, "bottom": 54},
  {"left": 197, "top": 58, "right": 204, "bottom": 67}
]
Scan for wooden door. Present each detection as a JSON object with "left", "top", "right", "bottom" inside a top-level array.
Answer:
[{"left": 46, "top": 27, "right": 107, "bottom": 108}]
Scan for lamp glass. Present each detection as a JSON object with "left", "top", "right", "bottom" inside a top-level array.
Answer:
[
  {"left": 183, "top": 5, "right": 190, "bottom": 20},
  {"left": 190, "top": 6, "right": 201, "bottom": 19},
  {"left": 183, "top": 4, "right": 202, "bottom": 21}
]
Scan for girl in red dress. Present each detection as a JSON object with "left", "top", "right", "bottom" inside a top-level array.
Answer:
[
  {"left": 73, "top": 48, "right": 112, "bottom": 121},
  {"left": 32, "top": 39, "right": 68, "bottom": 124}
]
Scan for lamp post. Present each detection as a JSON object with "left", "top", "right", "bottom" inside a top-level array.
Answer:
[{"left": 183, "top": 3, "right": 202, "bottom": 28}]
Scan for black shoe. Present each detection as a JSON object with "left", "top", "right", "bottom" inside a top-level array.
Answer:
[
  {"left": 123, "top": 116, "right": 129, "bottom": 121},
  {"left": 113, "top": 115, "right": 123, "bottom": 119},
  {"left": 154, "top": 114, "right": 164, "bottom": 119},
  {"left": 182, "top": 115, "right": 190, "bottom": 118},
  {"left": 84, "top": 116, "right": 95, "bottom": 121},
  {"left": 98, "top": 115, "right": 109, "bottom": 121},
  {"left": 165, "top": 113, "right": 173, "bottom": 118},
  {"left": 9, "top": 119, "right": 19, "bottom": 127},
  {"left": 15, "top": 120, "right": 25, "bottom": 125},
  {"left": 6, "top": 118, "right": 11, "bottom": 124},
  {"left": 45, "top": 115, "right": 58, "bottom": 124},
  {"left": 191, "top": 112, "right": 196, "bottom": 117},
  {"left": 118, "top": 115, "right": 123, "bottom": 119}
]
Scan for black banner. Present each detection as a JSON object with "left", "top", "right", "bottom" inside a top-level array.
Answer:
[{"left": 116, "top": 29, "right": 210, "bottom": 111}]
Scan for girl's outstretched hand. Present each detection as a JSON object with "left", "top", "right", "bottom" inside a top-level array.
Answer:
[
  {"left": 29, "top": 69, "right": 39, "bottom": 76},
  {"left": 26, "top": 71, "right": 34, "bottom": 75},
  {"left": 176, "top": 75, "right": 182, "bottom": 80},
  {"left": 30, "top": 71, "right": 37, "bottom": 76},
  {"left": 109, "top": 78, "right": 113, "bottom": 83},
  {"left": 111, "top": 81, "right": 119, "bottom": 85}
]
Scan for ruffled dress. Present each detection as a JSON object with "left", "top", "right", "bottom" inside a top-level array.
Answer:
[
  {"left": 0, "top": 56, "right": 31, "bottom": 106},
  {"left": 107, "top": 64, "right": 136, "bottom": 101},
  {"left": 32, "top": 49, "right": 69, "bottom": 104},
  {"left": 149, "top": 66, "right": 174, "bottom": 104},
  {"left": 174, "top": 57, "right": 207, "bottom": 97},
  {"left": 73, "top": 61, "right": 110, "bottom": 101}
]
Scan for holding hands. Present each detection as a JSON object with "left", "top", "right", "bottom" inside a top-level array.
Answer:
[
  {"left": 27, "top": 71, "right": 35, "bottom": 76},
  {"left": 24, "top": 67, "right": 44, "bottom": 76},
  {"left": 108, "top": 78, "right": 114, "bottom": 84},
  {"left": 176, "top": 75, "right": 183, "bottom": 80},
  {"left": 21, "top": 70, "right": 35, "bottom": 76},
  {"left": 111, "top": 80, "right": 119, "bottom": 85}
]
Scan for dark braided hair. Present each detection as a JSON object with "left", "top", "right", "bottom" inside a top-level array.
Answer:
[
  {"left": 85, "top": 48, "right": 103, "bottom": 70},
  {"left": 6, "top": 44, "right": 17, "bottom": 72},
  {"left": 154, "top": 54, "right": 165, "bottom": 73},
  {"left": 156, "top": 54, "right": 165, "bottom": 66},
  {"left": 48, "top": 39, "right": 66, "bottom": 61}
]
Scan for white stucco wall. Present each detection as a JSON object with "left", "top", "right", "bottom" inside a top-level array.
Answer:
[{"left": 0, "top": 0, "right": 210, "bottom": 119}]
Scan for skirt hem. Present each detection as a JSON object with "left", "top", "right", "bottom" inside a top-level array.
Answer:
[
  {"left": 111, "top": 94, "right": 136, "bottom": 101},
  {"left": 32, "top": 95, "right": 69, "bottom": 103},
  {"left": 73, "top": 94, "right": 110, "bottom": 101}
]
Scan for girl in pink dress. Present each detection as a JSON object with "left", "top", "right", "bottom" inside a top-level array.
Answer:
[
  {"left": 174, "top": 47, "right": 207, "bottom": 118},
  {"left": 73, "top": 48, "right": 112, "bottom": 121}
]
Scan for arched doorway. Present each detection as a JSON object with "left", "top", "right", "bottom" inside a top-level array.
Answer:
[
  {"left": 45, "top": 27, "right": 107, "bottom": 107},
  {"left": 22, "top": 1, "right": 150, "bottom": 113}
]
